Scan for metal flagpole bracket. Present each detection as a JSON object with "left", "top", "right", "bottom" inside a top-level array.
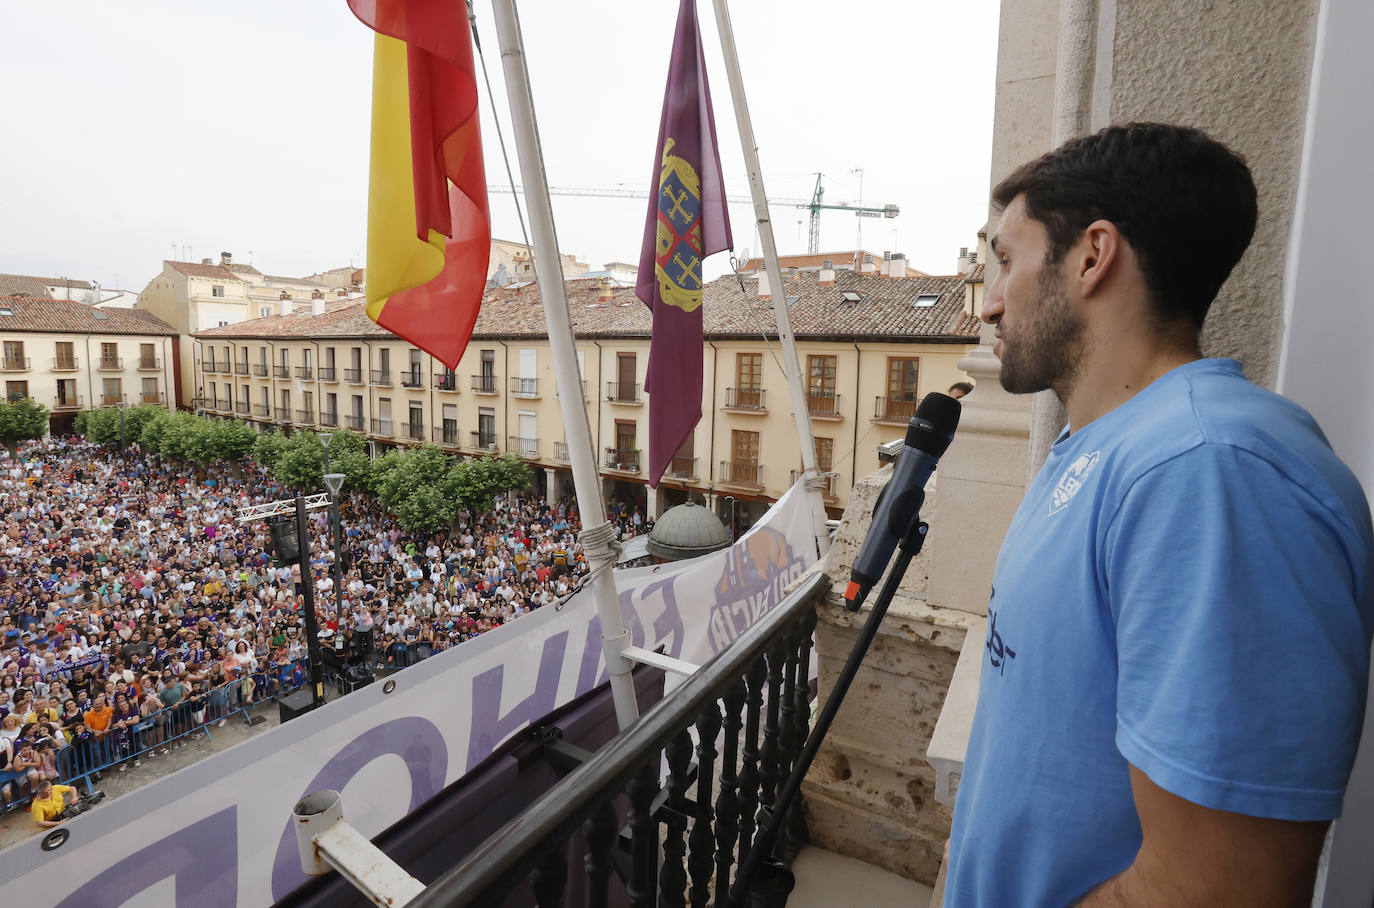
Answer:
[
  {"left": 621, "top": 646, "right": 701, "bottom": 677},
  {"left": 293, "top": 790, "right": 424, "bottom": 906}
]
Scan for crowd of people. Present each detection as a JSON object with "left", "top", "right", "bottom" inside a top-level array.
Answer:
[{"left": 0, "top": 435, "right": 637, "bottom": 823}]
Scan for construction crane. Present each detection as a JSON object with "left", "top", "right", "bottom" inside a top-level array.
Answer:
[{"left": 488, "top": 172, "right": 899, "bottom": 254}]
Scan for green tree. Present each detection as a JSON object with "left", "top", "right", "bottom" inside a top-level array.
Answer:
[
  {"left": 376, "top": 444, "right": 461, "bottom": 532},
  {"left": 121, "top": 404, "right": 163, "bottom": 444},
  {"left": 77, "top": 408, "right": 121, "bottom": 444},
  {"left": 251, "top": 430, "right": 288, "bottom": 474},
  {"left": 449, "top": 454, "right": 533, "bottom": 513},
  {"left": 323, "top": 430, "right": 373, "bottom": 492},
  {"left": 274, "top": 430, "right": 326, "bottom": 493},
  {"left": 138, "top": 409, "right": 173, "bottom": 451},
  {"left": 194, "top": 418, "right": 257, "bottom": 463},
  {"left": 0, "top": 397, "right": 49, "bottom": 458}
]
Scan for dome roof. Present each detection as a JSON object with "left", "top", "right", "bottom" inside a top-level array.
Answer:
[{"left": 646, "top": 501, "right": 732, "bottom": 561}]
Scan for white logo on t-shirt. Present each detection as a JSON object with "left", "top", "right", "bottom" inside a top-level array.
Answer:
[{"left": 1049, "top": 450, "right": 1101, "bottom": 515}]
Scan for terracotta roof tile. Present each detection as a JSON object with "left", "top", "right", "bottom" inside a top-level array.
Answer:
[
  {"left": 964, "top": 262, "right": 984, "bottom": 283},
  {"left": 0, "top": 298, "right": 177, "bottom": 335},
  {"left": 166, "top": 260, "right": 241, "bottom": 281},
  {"left": 0, "top": 274, "right": 96, "bottom": 299}
]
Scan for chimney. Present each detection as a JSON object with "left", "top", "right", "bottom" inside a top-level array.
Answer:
[
  {"left": 890, "top": 253, "right": 907, "bottom": 279},
  {"left": 280, "top": 292, "right": 293, "bottom": 315},
  {"left": 598, "top": 276, "right": 614, "bottom": 303},
  {"left": 221, "top": 252, "right": 233, "bottom": 266},
  {"left": 860, "top": 253, "right": 877, "bottom": 275},
  {"left": 957, "top": 246, "right": 979, "bottom": 274},
  {"left": 880, "top": 251, "right": 891, "bottom": 276},
  {"left": 311, "top": 296, "right": 325, "bottom": 316},
  {"left": 818, "top": 261, "right": 835, "bottom": 286},
  {"left": 312, "top": 289, "right": 324, "bottom": 299},
  {"left": 757, "top": 269, "right": 771, "bottom": 299},
  {"left": 202, "top": 258, "right": 214, "bottom": 265}
]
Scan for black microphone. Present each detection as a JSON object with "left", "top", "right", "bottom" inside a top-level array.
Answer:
[{"left": 844, "top": 392, "right": 961, "bottom": 612}]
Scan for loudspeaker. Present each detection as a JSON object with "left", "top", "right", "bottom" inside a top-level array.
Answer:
[{"left": 277, "top": 687, "right": 319, "bottom": 724}]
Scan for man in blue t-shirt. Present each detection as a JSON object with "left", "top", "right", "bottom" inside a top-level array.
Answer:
[{"left": 945, "top": 124, "right": 1373, "bottom": 906}]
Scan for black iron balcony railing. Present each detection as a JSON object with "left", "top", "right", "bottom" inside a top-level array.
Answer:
[
  {"left": 217, "top": 398, "right": 232, "bottom": 411},
  {"left": 319, "top": 411, "right": 339, "bottom": 427},
  {"left": 725, "top": 386, "right": 766, "bottom": 411},
  {"left": 233, "top": 399, "right": 248, "bottom": 413},
  {"left": 273, "top": 365, "right": 290, "bottom": 379},
  {"left": 669, "top": 455, "right": 698, "bottom": 479},
  {"left": 402, "top": 421, "right": 424, "bottom": 440},
  {"left": 51, "top": 357, "right": 79, "bottom": 372},
  {"left": 98, "top": 357, "right": 123, "bottom": 371},
  {"left": 806, "top": 390, "right": 841, "bottom": 419},
  {"left": 719, "top": 460, "right": 764, "bottom": 488},
  {"left": 433, "top": 424, "right": 460, "bottom": 445},
  {"left": 554, "top": 441, "right": 571, "bottom": 462},
  {"left": 253, "top": 363, "right": 268, "bottom": 377},
  {"left": 232, "top": 362, "right": 247, "bottom": 375},
  {"left": 295, "top": 366, "right": 313, "bottom": 381},
  {"left": 371, "top": 369, "right": 393, "bottom": 386},
  {"left": 791, "top": 468, "right": 839, "bottom": 500},
  {"left": 509, "top": 376, "right": 539, "bottom": 397},
  {"left": 605, "top": 447, "right": 641, "bottom": 472},
  {"left": 345, "top": 415, "right": 364, "bottom": 431},
  {"left": 471, "top": 373, "right": 498, "bottom": 394},
  {"left": 142, "top": 357, "right": 164, "bottom": 371},
  {"left": 253, "top": 404, "right": 270, "bottom": 418},
  {"left": 52, "top": 394, "right": 82, "bottom": 411},
  {"left": 874, "top": 395, "right": 918, "bottom": 423},
  {"left": 470, "top": 431, "right": 498, "bottom": 451},
  {"left": 434, "top": 371, "right": 457, "bottom": 391},
  {"left": 318, "top": 366, "right": 337, "bottom": 382},
  {"left": 343, "top": 367, "right": 363, "bottom": 384},
  {"left": 1, "top": 356, "right": 31, "bottom": 372},
  {"left": 295, "top": 409, "right": 315, "bottom": 425},
  {"left": 408, "top": 570, "right": 825, "bottom": 908},
  {"left": 401, "top": 370, "right": 423, "bottom": 389},
  {"left": 371, "top": 418, "right": 394, "bottom": 436},
  {"left": 508, "top": 435, "right": 538, "bottom": 458},
  {"left": 606, "top": 381, "right": 641, "bottom": 403},
  {"left": 273, "top": 406, "right": 291, "bottom": 421},
  {"left": 190, "top": 397, "right": 208, "bottom": 410}
]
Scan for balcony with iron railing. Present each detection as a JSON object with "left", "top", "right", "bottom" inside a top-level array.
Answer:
[
  {"left": 98, "top": 357, "right": 123, "bottom": 372},
  {"left": 434, "top": 371, "right": 458, "bottom": 391},
  {"left": 433, "top": 424, "right": 461, "bottom": 446},
  {"left": 605, "top": 381, "right": 642, "bottom": 404},
  {"left": 232, "top": 361, "right": 247, "bottom": 375},
  {"left": 470, "top": 431, "right": 499, "bottom": 452},
  {"left": 668, "top": 455, "right": 699, "bottom": 480},
  {"left": 604, "top": 447, "right": 641, "bottom": 473},
  {"left": 273, "top": 365, "right": 290, "bottom": 379},
  {"left": 1, "top": 356, "right": 31, "bottom": 372},
  {"left": 295, "top": 366, "right": 314, "bottom": 381},
  {"left": 401, "top": 421, "right": 425, "bottom": 441},
  {"left": 345, "top": 415, "right": 364, "bottom": 431},
  {"left": 318, "top": 367, "right": 337, "bottom": 382},
  {"left": 471, "top": 373, "right": 498, "bottom": 394},
  {"left": 233, "top": 399, "right": 248, "bottom": 413},
  {"left": 401, "top": 369, "right": 424, "bottom": 389},
  {"left": 253, "top": 404, "right": 270, "bottom": 418},
  {"left": 554, "top": 441, "right": 571, "bottom": 462},
  {"left": 52, "top": 393, "right": 83, "bottom": 411},
  {"left": 791, "top": 468, "right": 839, "bottom": 501},
  {"left": 218, "top": 398, "right": 233, "bottom": 411},
  {"left": 398, "top": 571, "right": 826, "bottom": 907},
  {"left": 371, "top": 369, "right": 393, "bottom": 387},
  {"left": 371, "top": 418, "right": 394, "bottom": 436},
  {"left": 51, "top": 356, "right": 79, "bottom": 372},
  {"left": 343, "top": 367, "right": 364, "bottom": 384},
  {"left": 874, "top": 395, "right": 919, "bottom": 424},
  {"left": 274, "top": 406, "right": 291, "bottom": 421},
  {"left": 200, "top": 361, "right": 218, "bottom": 375},
  {"left": 295, "top": 409, "right": 315, "bottom": 425},
  {"left": 508, "top": 435, "right": 539, "bottom": 458},
  {"left": 509, "top": 376, "right": 539, "bottom": 398},
  {"left": 724, "top": 386, "right": 766, "bottom": 411},
  {"left": 719, "top": 459, "right": 764, "bottom": 489},
  {"left": 554, "top": 379, "right": 588, "bottom": 400},
  {"left": 807, "top": 390, "right": 842, "bottom": 420},
  {"left": 253, "top": 363, "right": 268, "bottom": 377},
  {"left": 190, "top": 397, "right": 208, "bottom": 411},
  {"left": 319, "top": 410, "right": 339, "bottom": 427}
]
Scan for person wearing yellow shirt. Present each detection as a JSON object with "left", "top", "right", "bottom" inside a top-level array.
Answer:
[{"left": 30, "top": 780, "right": 77, "bottom": 828}]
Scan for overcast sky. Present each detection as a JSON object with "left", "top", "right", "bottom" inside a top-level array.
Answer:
[{"left": 0, "top": 0, "right": 998, "bottom": 292}]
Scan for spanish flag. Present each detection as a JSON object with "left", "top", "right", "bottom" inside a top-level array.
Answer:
[{"left": 349, "top": 0, "right": 490, "bottom": 368}]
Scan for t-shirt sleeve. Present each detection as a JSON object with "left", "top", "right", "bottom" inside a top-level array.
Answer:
[{"left": 1104, "top": 443, "right": 1370, "bottom": 821}]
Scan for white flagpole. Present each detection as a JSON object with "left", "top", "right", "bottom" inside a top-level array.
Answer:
[
  {"left": 490, "top": 0, "right": 640, "bottom": 729},
  {"left": 710, "top": 0, "right": 832, "bottom": 557}
]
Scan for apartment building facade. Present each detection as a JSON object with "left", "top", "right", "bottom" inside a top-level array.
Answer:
[
  {"left": 0, "top": 296, "right": 179, "bottom": 432},
  {"left": 192, "top": 262, "right": 980, "bottom": 524}
]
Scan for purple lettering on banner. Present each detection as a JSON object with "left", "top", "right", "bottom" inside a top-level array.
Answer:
[
  {"left": 576, "top": 589, "right": 650, "bottom": 695},
  {"left": 270, "top": 717, "right": 448, "bottom": 902},
  {"left": 466, "top": 631, "right": 568, "bottom": 771},
  {"left": 642, "top": 576, "right": 685, "bottom": 658},
  {"left": 55, "top": 806, "right": 238, "bottom": 908}
]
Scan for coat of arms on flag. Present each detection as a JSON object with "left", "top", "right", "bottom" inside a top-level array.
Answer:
[{"left": 654, "top": 138, "right": 707, "bottom": 313}]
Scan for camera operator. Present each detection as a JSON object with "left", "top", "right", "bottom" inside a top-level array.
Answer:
[{"left": 29, "top": 778, "right": 97, "bottom": 829}]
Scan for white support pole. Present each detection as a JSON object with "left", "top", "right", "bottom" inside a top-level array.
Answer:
[
  {"left": 491, "top": 0, "right": 639, "bottom": 730},
  {"left": 710, "top": 0, "right": 832, "bottom": 558}
]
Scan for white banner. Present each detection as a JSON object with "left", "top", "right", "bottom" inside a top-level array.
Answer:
[{"left": 1, "top": 484, "right": 818, "bottom": 907}]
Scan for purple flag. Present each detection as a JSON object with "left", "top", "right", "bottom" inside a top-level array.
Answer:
[{"left": 638, "top": 0, "right": 732, "bottom": 488}]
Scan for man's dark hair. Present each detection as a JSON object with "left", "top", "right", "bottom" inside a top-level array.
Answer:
[
  {"left": 948, "top": 382, "right": 975, "bottom": 396},
  {"left": 992, "top": 122, "right": 1258, "bottom": 329}
]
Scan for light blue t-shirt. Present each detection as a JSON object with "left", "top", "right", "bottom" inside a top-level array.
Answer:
[{"left": 945, "top": 358, "right": 1374, "bottom": 907}]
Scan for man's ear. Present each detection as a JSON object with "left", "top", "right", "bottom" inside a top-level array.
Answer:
[{"left": 1075, "top": 219, "right": 1123, "bottom": 298}]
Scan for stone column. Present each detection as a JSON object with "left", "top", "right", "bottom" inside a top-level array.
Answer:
[
  {"left": 545, "top": 468, "right": 557, "bottom": 507},
  {"left": 646, "top": 483, "right": 659, "bottom": 520}
]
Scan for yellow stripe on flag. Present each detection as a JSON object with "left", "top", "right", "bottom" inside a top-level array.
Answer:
[{"left": 365, "top": 34, "right": 446, "bottom": 324}]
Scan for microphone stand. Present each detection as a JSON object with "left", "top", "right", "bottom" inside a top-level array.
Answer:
[{"left": 728, "top": 520, "right": 931, "bottom": 908}]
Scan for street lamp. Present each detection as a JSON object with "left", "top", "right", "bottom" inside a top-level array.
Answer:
[
  {"left": 323, "top": 471, "right": 346, "bottom": 619},
  {"left": 117, "top": 401, "right": 126, "bottom": 450}
]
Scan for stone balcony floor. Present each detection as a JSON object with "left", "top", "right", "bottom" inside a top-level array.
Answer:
[{"left": 788, "top": 845, "right": 934, "bottom": 908}]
